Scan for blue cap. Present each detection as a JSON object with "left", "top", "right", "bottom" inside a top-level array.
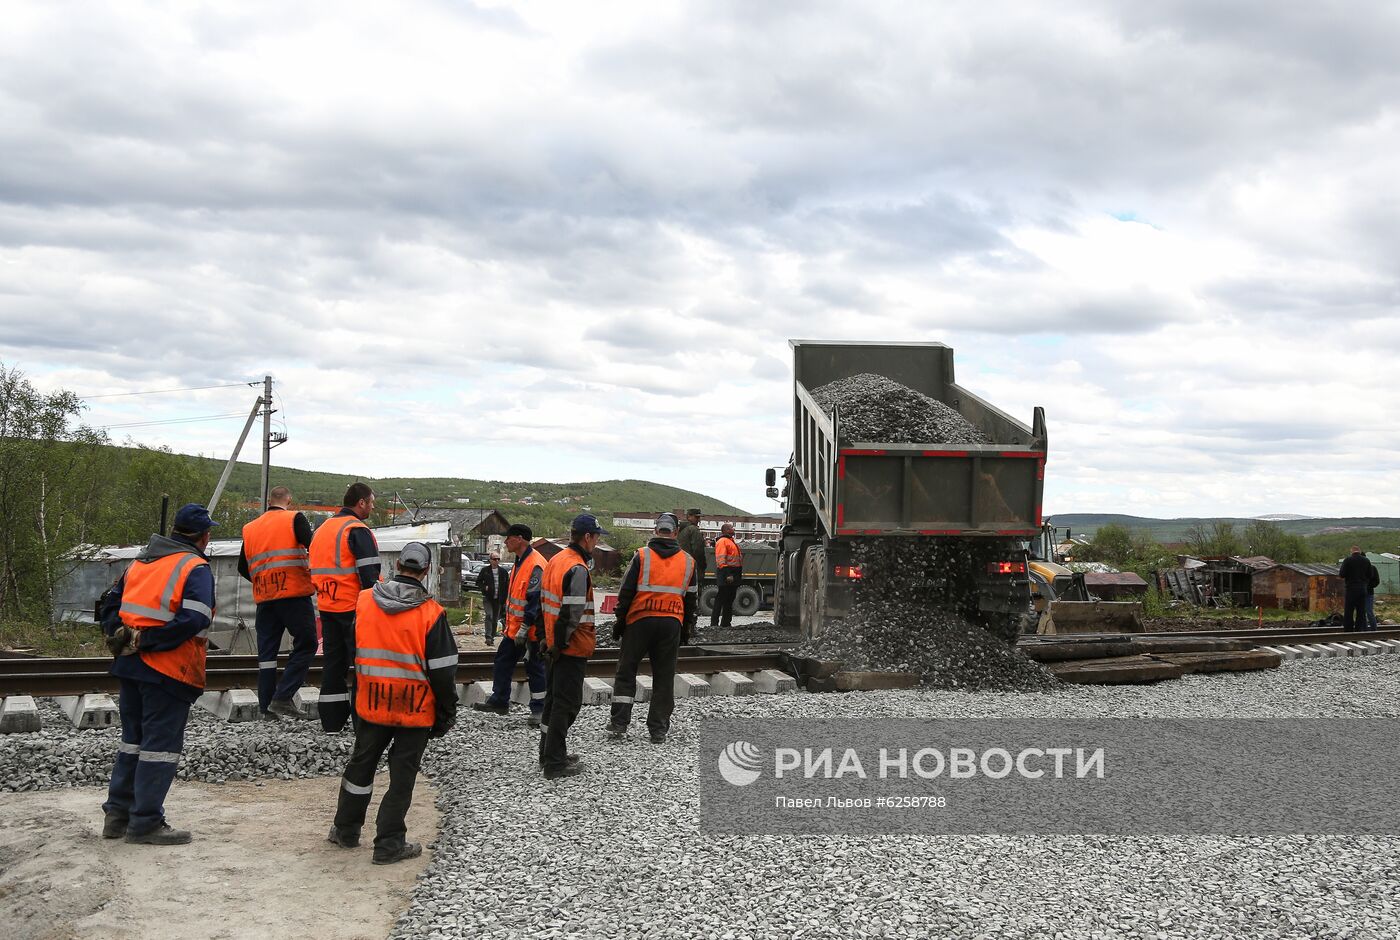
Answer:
[
  {"left": 172, "top": 503, "right": 218, "bottom": 533},
  {"left": 571, "top": 513, "right": 609, "bottom": 536}
]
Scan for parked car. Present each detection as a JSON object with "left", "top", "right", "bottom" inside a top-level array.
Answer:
[{"left": 462, "top": 555, "right": 513, "bottom": 591}]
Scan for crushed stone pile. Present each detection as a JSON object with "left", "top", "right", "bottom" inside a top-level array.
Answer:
[
  {"left": 809, "top": 372, "right": 991, "bottom": 446},
  {"left": 795, "top": 540, "right": 1057, "bottom": 692}
]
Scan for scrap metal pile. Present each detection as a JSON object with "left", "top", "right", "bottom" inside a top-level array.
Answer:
[{"left": 810, "top": 373, "right": 990, "bottom": 446}]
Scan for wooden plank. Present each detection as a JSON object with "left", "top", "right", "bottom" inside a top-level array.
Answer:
[
  {"left": 1046, "top": 655, "right": 1188, "bottom": 685},
  {"left": 1149, "top": 650, "right": 1283, "bottom": 674}
]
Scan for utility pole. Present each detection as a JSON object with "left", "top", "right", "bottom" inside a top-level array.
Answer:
[
  {"left": 260, "top": 374, "right": 273, "bottom": 512},
  {"left": 209, "top": 394, "right": 264, "bottom": 515}
]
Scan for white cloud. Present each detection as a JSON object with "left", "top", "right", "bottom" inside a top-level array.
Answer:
[{"left": 1, "top": 0, "right": 1397, "bottom": 518}]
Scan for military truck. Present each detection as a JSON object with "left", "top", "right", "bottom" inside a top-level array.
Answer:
[
  {"left": 771, "top": 340, "right": 1046, "bottom": 641},
  {"left": 695, "top": 540, "right": 779, "bottom": 617}
]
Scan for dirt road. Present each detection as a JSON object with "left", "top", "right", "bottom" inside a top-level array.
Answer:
[{"left": 0, "top": 774, "right": 437, "bottom": 940}]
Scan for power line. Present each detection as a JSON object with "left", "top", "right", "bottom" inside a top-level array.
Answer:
[
  {"left": 98, "top": 412, "right": 250, "bottom": 430},
  {"left": 82, "top": 381, "right": 257, "bottom": 400}
]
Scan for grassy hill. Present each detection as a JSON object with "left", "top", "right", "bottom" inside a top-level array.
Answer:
[
  {"left": 179, "top": 453, "right": 746, "bottom": 533},
  {"left": 1052, "top": 513, "right": 1400, "bottom": 545}
]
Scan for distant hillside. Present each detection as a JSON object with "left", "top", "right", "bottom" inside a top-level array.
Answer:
[
  {"left": 173, "top": 453, "right": 746, "bottom": 536},
  {"left": 1050, "top": 513, "right": 1400, "bottom": 543}
]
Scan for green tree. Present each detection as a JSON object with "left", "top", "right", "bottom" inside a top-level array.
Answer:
[
  {"left": 98, "top": 445, "right": 219, "bottom": 546},
  {"left": 1242, "top": 520, "right": 1309, "bottom": 563},
  {"left": 1076, "top": 523, "right": 1135, "bottom": 567},
  {"left": 1185, "top": 521, "right": 1242, "bottom": 557},
  {"left": 0, "top": 363, "right": 109, "bottom": 624}
]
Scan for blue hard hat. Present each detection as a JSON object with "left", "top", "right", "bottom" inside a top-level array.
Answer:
[
  {"left": 571, "top": 513, "right": 609, "bottom": 536},
  {"left": 172, "top": 503, "right": 218, "bottom": 533}
]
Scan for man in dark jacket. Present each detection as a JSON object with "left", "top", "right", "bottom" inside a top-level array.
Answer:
[
  {"left": 476, "top": 552, "right": 509, "bottom": 644},
  {"left": 675, "top": 509, "right": 706, "bottom": 644},
  {"left": 100, "top": 503, "right": 218, "bottom": 846},
  {"left": 606, "top": 514, "right": 698, "bottom": 743},
  {"left": 327, "top": 542, "right": 458, "bottom": 864},
  {"left": 1340, "top": 546, "right": 1371, "bottom": 632},
  {"left": 1366, "top": 555, "right": 1382, "bottom": 631}
]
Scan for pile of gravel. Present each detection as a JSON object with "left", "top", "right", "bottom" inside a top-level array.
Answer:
[
  {"left": 0, "top": 700, "right": 352, "bottom": 792},
  {"left": 795, "top": 539, "right": 1055, "bottom": 691},
  {"left": 387, "top": 657, "right": 1400, "bottom": 939},
  {"left": 810, "top": 373, "right": 990, "bottom": 445}
]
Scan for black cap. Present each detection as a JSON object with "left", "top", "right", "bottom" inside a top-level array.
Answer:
[
  {"left": 686, "top": 508, "right": 702, "bottom": 517},
  {"left": 505, "top": 523, "right": 533, "bottom": 540}
]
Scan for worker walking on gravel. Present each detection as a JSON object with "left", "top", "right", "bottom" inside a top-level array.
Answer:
[
  {"left": 538, "top": 513, "right": 606, "bottom": 779},
  {"left": 238, "top": 485, "right": 317, "bottom": 720},
  {"left": 327, "top": 542, "right": 458, "bottom": 864},
  {"left": 309, "top": 482, "right": 381, "bottom": 732},
  {"left": 472, "top": 524, "right": 548, "bottom": 724},
  {"left": 709, "top": 523, "right": 744, "bottom": 632},
  {"left": 607, "top": 513, "right": 697, "bottom": 744},
  {"left": 675, "top": 508, "right": 707, "bottom": 643},
  {"left": 99, "top": 503, "right": 218, "bottom": 846},
  {"left": 1340, "top": 545, "right": 1371, "bottom": 632}
]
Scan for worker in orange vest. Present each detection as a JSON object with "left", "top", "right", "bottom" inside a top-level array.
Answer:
[
  {"left": 473, "top": 523, "right": 548, "bottom": 723},
  {"left": 238, "top": 485, "right": 316, "bottom": 720},
  {"left": 538, "top": 513, "right": 606, "bottom": 779},
  {"left": 327, "top": 542, "right": 458, "bottom": 864},
  {"left": 99, "top": 503, "right": 218, "bottom": 846},
  {"left": 710, "top": 523, "right": 744, "bottom": 631},
  {"left": 606, "top": 513, "right": 697, "bottom": 743},
  {"left": 309, "top": 482, "right": 381, "bottom": 732}
]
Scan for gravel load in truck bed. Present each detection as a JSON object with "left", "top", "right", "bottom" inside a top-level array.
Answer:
[{"left": 810, "top": 372, "right": 991, "bottom": 445}]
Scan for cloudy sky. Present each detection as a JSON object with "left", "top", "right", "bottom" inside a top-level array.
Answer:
[{"left": 2, "top": 1, "right": 1397, "bottom": 518}]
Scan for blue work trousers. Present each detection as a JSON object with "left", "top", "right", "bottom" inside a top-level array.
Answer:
[
  {"left": 255, "top": 595, "right": 318, "bottom": 710},
  {"left": 487, "top": 634, "right": 547, "bottom": 713},
  {"left": 103, "top": 677, "right": 192, "bottom": 836}
]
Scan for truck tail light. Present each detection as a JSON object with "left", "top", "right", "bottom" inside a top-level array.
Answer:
[
  {"left": 987, "top": 561, "right": 1026, "bottom": 576},
  {"left": 833, "top": 565, "right": 863, "bottom": 580}
]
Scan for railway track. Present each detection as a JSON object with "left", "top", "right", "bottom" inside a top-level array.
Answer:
[{"left": 0, "top": 648, "right": 788, "bottom": 697}]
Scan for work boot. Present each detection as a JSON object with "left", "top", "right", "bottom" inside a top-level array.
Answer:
[
  {"left": 259, "top": 710, "right": 280, "bottom": 721},
  {"left": 267, "top": 698, "right": 302, "bottom": 720},
  {"left": 605, "top": 721, "right": 627, "bottom": 738},
  {"left": 649, "top": 732, "right": 667, "bottom": 745},
  {"left": 125, "top": 822, "right": 192, "bottom": 845},
  {"left": 372, "top": 841, "right": 423, "bottom": 865},
  {"left": 102, "top": 811, "right": 128, "bottom": 839},
  {"left": 326, "top": 825, "right": 360, "bottom": 848},
  {"left": 542, "top": 764, "right": 584, "bottom": 780},
  {"left": 538, "top": 753, "right": 580, "bottom": 768},
  {"left": 471, "top": 702, "right": 509, "bottom": 715}
]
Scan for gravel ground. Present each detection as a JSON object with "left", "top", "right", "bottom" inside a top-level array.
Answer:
[
  {"left": 6, "top": 660, "right": 1400, "bottom": 938},
  {"left": 810, "top": 373, "right": 990, "bottom": 446},
  {"left": 396, "top": 657, "right": 1400, "bottom": 940},
  {"left": 0, "top": 699, "right": 351, "bottom": 792}
]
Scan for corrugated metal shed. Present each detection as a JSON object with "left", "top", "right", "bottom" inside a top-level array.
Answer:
[
  {"left": 1231, "top": 556, "right": 1277, "bottom": 571},
  {"left": 1366, "top": 553, "right": 1400, "bottom": 595},
  {"left": 1252, "top": 562, "right": 1344, "bottom": 612}
]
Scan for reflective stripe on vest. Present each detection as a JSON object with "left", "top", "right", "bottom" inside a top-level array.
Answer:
[
  {"left": 627, "top": 548, "right": 695, "bottom": 625},
  {"left": 310, "top": 515, "right": 374, "bottom": 613},
  {"left": 504, "top": 549, "right": 548, "bottom": 642},
  {"left": 241, "top": 510, "right": 313, "bottom": 603},
  {"left": 715, "top": 537, "right": 742, "bottom": 569},
  {"left": 541, "top": 548, "right": 595, "bottom": 659},
  {"left": 352, "top": 590, "right": 444, "bottom": 728},
  {"left": 119, "top": 552, "right": 211, "bottom": 689}
]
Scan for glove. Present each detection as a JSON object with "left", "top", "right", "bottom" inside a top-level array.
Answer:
[
  {"left": 546, "top": 646, "right": 562, "bottom": 664},
  {"left": 430, "top": 721, "right": 453, "bottom": 739},
  {"left": 104, "top": 626, "right": 139, "bottom": 658},
  {"left": 612, "top": 618, "right": 626, "bottom": 642}
]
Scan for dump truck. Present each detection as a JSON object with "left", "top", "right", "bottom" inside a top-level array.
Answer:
[
  {"left": 770, "top": 340, "right": 1045, "bottom": 641},
  {"left": 696, "top": 540, "right": 779, "bottom": 617}
]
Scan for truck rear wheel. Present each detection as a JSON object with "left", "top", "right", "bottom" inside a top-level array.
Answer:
[
  {"left": 799, "top": 545, "right": 829, "bottom": 639},
  {"left": 698, "top": 585, "right": 717, "bottom": 617},
  {"left": 774, "top": 551, "right": 798, "bottom": 628},
  {"left": 734, "top": 585, "right": 761, "bottom": 617}
]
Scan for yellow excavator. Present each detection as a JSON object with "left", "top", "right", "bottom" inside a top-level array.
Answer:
[{"left": 1027, "top": 523, "right": 1143, "bottom": 634}]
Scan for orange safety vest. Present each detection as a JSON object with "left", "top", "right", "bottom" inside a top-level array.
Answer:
[
  {"left": 715, "top": 536, "right": 743, "bottom": 569},
  {"left": 352, "top": 589, "right": 445, "bottom": 728},
  {"left": 119, "top": 552, "right": 211, "bottom": 689},
  {"left": 541, "top": 546, "right": 595, "bottom": 658},
  {"left": 504, "top": 549, "right": 548, "bottom": 642},
  {"left": 309, "top": 514, "right": 376, "bottom": 613},
  {"left": 627, "top": 547, "right": 694, "bottom": 625},
  {"left": 241, "top": 509, "right": 313, "bottom": 603}
]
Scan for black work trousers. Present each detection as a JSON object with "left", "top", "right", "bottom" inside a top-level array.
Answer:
[
  {"left": 610, "top": 616, "right": 682, "bottom": 736},
  {"left": 319, "top": 610, "right": 357, "bottom": 732},
  {"left": 710, "top": 569, "right": 741, "bottom": 628},
  {"left": 1344, "top": 587, "right": 1368, "bottom": 632},
  {"left": 540, "top": 654, "right": 586, "bottom": 772},
  {"left": 254, "top": 595, "right": 318, "bottom": 711},
  {"left": 333, "top": 720, "right": 430, "bottom": 850}
]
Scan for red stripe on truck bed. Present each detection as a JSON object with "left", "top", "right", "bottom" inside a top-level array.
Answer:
[
  {"left": 922, "top": 450, "right": 968, "bottom": 458},
  {"left": 841, "top": 449, "right": 887, "bottom": 456}
]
